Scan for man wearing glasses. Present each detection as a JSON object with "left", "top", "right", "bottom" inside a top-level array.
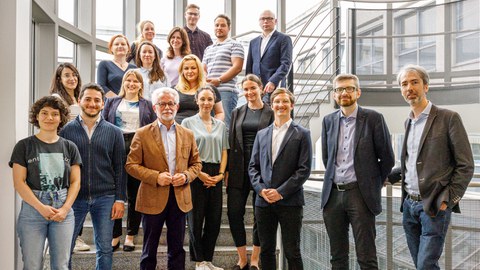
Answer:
[
  {"left": 321, "top": 74, "right": 394, "bottom": 269},
  {"left": 246, "top": 10, "right": 293, "bottom": 105},
  {"left": 125, "top": 87, "right": 202, "bottom": 270},
  {"left": 184, "top": 3, "right": 212, "bottom": 61}
]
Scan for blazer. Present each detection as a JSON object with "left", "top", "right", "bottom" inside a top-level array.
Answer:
[
  {"left": 102, "top": 96, "right": 157, "bottom": 127},
  {"left": 321, "top": 106, "right": 395, "bottom": 216},
  {"left": 400, "top": 104, "right": 474, "bottom": 215},
  {"left": 248, "top": 121, "right": 312, "bottom": 207},
  {"left": 245, "top": 30, "right": 293, "bottom": 88},
  {"left": 125, "top": 120, "right": 202, "bottom": 214},
  {"left": 227, "top": 104, "right": 274, "bottom": 189}
]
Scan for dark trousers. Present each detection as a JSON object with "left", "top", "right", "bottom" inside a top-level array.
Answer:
[
  {"left": 140, "top": 187, "right": 186, "bottom": 270},
  {"left": 227, "top": 172, "right": 260, "bottom": 247},
  {"left": 187, "top": 163, "right": 223, "bottom": 262},
  {"left": 256, "top": 204, "right": 304, "bottom": 270},
  {"left": 113, "top": 133, "right": 142, "bottom": 238},
  {"left": 323, "top": 184, "right": 378, "bottom": 270}
]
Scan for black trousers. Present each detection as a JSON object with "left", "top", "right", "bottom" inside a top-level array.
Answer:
[
  {"left": 256, "top": 204, "right": 304, "bottom": 270},
  {"left": 227, "top": 171, "right": 260, "bottom": 247},
  {"left": 187, "top": 162, "right": 223, "bottom": 262},
  {"left": 113, "top": 133, "right": 142, "bottom": 238},
  {"left": 323, "top": 184, "right": 378, "bottom": 270}
]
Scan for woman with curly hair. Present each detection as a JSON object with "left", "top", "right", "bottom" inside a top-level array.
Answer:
[{"left": 10, "top": 96, "right": 82, "bottom": 269}]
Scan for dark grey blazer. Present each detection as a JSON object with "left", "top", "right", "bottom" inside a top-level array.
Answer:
[
  {"left": 227, "top": 104, "right": 274, "bottom": 189},
  {"left": 321, "top": 106, "right": 395, "bottom": 216},
  {"left": 249, "top": 121, "right": 312, "bottom": 207},
  {"left": 400, "top": 104, "right": 474, "bottom": 215},
  {"left": 102, "top": 96, "right": 157, "bottom": 127}
]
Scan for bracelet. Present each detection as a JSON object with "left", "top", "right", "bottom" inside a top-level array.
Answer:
[{"left": 218, "top": 172, "right": 224, "bottom": 175}]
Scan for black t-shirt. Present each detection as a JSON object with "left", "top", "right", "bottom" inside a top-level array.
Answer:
[{"left": 9, "top": 136, "right": 82, "bottom": 191}]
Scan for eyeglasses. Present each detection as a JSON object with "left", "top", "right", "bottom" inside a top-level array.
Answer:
[
  {"left": 259, "top": 17, "right": 275, "bottom": 21},
  {"left": 156, "top": 102, "right": 176, "bottom": 108},
  {"left": 186, "top": 12, "right": 199, "bottom": 16},
  {"left": 333, "top": 86, "right": 357, "bottom": 93}
]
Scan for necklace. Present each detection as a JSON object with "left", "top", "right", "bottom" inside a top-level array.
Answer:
[{"left": 113, "top": 59, "right": 127, "bottom": 70}]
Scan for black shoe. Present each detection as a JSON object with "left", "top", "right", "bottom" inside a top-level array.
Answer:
[
  {"left": 250, "top": 266, "right": 259, "bottom": 270},
  {"left": 112, "top": 241, "right": 120, "bottom": 252},
  {"left": 232, "top": 264, "right": 249, "bottom": 270},
  {"left": 123, "top": 244, "right": 135, "bottom": 252}
]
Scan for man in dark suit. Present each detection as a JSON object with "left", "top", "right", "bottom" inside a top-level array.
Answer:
[
  {"left": 321, "top": 74, "right": 394, "bottom": 269},
  {"left": 396, "top": 65, "right": 474, "bottom": 269},
  {"left": 125, "top": 87, "right": 202, "bottom": 270},
  {"left": 249, "top": 88, "right": 312, "bottom": 270},
  {"left": 245, "top": 10, "right": 293, "bottom": 105}
]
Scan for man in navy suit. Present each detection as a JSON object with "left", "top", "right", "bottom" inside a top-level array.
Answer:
[
  {"left": 321, "top": 74, "right": 394, "bottom": 269},
  {"left": 249, "top": 88, "right": 312, "bottom": 270},
  {"left": 246, "top": 10, "right": 293, "bottom": 105}
]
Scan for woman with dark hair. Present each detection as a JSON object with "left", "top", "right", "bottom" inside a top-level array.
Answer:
[
  {"left": 10, "top": 96, "right": 82, "bottom": 269},
  {"left": 126, "top": 20, "right": 163, "bottom": 63},
  {"left": 97, "top": 34, "right": 137, "bottom": 97},
  {"left": 227, "top": 74, "right": 274, "bottom": 270},
  {"left": 49, "top": 63, "right": 82, "bottom": 120},
  {"left": 182, "top": 86, "right": 229, "bottom": 270},
  {"left": 175, "top": 54, "right": 224, "bottom": 124},
  {"left": 135, "top": 41, "right": 169, "bottom": 101},
  {"left": 102, "top": 69, "right": 156, "bottom": 252},
  {"left": 161, "top": 27, "right": 191, "bottom": 87}
]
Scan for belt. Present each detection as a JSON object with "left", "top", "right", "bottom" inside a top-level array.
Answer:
[
  {"left": 334, "top": 181, "right": 358, "bottom": 192},
  {"left": 407, "top": 194, "right": 422, "bottom": 201}
]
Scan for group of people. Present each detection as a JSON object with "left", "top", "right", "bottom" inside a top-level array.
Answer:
[{"left": 8, "top": 3, "right": 475, "bottom": 270}]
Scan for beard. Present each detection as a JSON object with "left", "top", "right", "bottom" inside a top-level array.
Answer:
[
  {"left": 338, "top": 98, "right": 356, "bottom": 107},
  {"left": 80, "top": 106, "right": 101, "bottom": 118}
]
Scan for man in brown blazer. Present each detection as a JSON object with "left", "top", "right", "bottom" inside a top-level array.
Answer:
[{"left": 126, "top": 87, "right": 202, "bottom": 270}]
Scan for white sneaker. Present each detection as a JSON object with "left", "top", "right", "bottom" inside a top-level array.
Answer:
[
  {"left": 205, "top": 261, "right": 224, "bottom": 270},
  {"left": 195, "top": 261, "right": 208, "bottom": 270},
  {"left": 73, "top": 237, "right": 90, "bottom": 252}
]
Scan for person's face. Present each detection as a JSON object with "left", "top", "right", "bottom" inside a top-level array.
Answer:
[
  {"left": 333, "top": 79, "right": 361, "bottom": 107},
  {"left": 111, "top": 37, "right": 129, "bottom": 56},
  {"left": 271, "top": 93, "right": 293, "bottom": 118},
  {"left": 37, "top": 106, "right": 61, "bottom": 132},
  {"left": 60, "top": 67, "right": 78, "bottom": 92},
  {"left": 169, "top": 31, "right": 184, "bottom": 50},
  {"left": 196, "top": 89, "right": 215, "bottom": 114},
  {"left": 154, "top": 93, "right": 179, "bottom": 123},
  {"left": 142, "top": 22, "right": 155, "bottom": 41},
  {"left": 79, "top": 89, "right": 104, "bottom": 118},
  {"left": 140, "top": 44, "right": 155, "bottom": 66},
  {"left": 185, "top": 8, "right": 200, "bottom": 26},
  {"left": 258, "top": 11, "right": 277, "bottom": 33},
  {"left": 123, "top": 74, "right": 142, "bottom": 97},
  {"left": 400, "top": 71, "right": 429, "bottom": 106},
  {"left": 182, "top": 60, "right": 199, "bottom": 83},
  {"left": 214, "top": 17, "right": 230, "bottom": 39},
  {"left": 242, "top": 80, "right": 262, "bottom": 103}
]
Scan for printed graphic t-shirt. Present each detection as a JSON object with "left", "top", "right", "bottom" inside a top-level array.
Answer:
[{"left": 9, "top": 135, "right": 82, "bottom": 191}]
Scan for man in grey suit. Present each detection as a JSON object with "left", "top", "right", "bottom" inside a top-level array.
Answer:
[
  {"left": 321, "top": 74, "right": 394, "bottom": 269},
  {"left": 249, "top": 88, "right": 312, "bottom": 270},
  {"left": 396, "top": 64, "right": 474, "bottom": 269},
  {"left": 245, "top": 10, "right": 293, "bottom": 105}
]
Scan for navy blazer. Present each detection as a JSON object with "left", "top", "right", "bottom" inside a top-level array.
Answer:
[
  {"left": 400, "top": 104, "right": 474, "bottom": 215},
  {"left": 249, "top": 121, "right": 312, "bottom": 207},
  {"left": 246, "top": 31, "right": 293, "bottom": 88},
  {"left": 227, "top": 104, "right": 274, "bottom": 189},
  {"left": 102, "top": 96, "right": 157, "bottom": 128},
  {"left": 321, "top": 106, "right": 394, "bottom": 216}
]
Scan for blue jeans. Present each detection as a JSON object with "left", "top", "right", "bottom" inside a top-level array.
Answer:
[
  {"left": 17, "top": 189, "right": 74, "bottom": 270},
  {"left": 402, "top": 198, "right": 452, "bottom": 270},
  {"left": 219, "top": 90, "right": 238, "bottom": 130},
  {"left": 69, "top": 195, "right": 115, "bottom": 270}
]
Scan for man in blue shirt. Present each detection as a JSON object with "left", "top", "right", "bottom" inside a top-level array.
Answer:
[
  {"left": 321, "top": 74, "right": 394, "bottom": 269},
  {"left": 60, "top": 83, "right": 126, "bottom": 270}
]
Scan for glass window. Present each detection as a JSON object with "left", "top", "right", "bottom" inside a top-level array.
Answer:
[
  {"left": 453, "top": 0, "right": 480, "bottom": 64},
  {"left": 140, "top": 0, "right": 174, "bottom": 51},
  {"left": 187, "top": 0, "right": 225, "bottom": 38},
  {"left": 58, "top": 0, "right": 75, "bottom": 25},
  {"left": 356, "top": 26, "right": 384, "bottom": 75},
  {"left": 58, "top": 36, "right": 75, "bottom": 64},
  {"left": 96, "top": 0, "right": 123, "bottom": 42}
]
